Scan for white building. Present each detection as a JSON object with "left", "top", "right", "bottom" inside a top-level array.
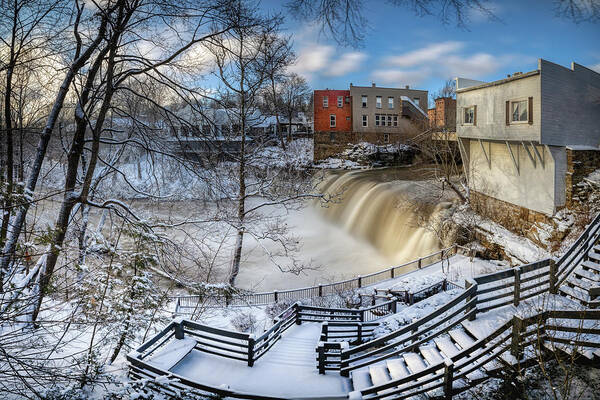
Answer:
[{"left": 456, "top": 59, "right": 600, "bottom": 228}]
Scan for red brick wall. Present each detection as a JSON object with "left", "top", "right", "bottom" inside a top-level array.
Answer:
[
  {"left": 314, "top": 90, "right": 352, "bottom": 132},
  {"left": 429, "top": 97, "right": 456, "bottom": 130}
]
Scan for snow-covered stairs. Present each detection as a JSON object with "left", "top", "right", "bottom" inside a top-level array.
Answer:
[
  {"left": 349, "top": 327, "right": 497, "bottom": 395},
  {"left": 560, "top": 244, "right": 600, "bottom": 309}
]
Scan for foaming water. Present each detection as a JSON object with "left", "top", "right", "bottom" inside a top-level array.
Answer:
[{"left": 315, "top": 170, "right": 445, "bottom": 264}]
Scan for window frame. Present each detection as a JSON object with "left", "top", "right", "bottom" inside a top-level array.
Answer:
[
  {"left": 393, "top": 115, "right": 398, "bottom": 127},
  {"left": 361, "top": 95, "right": 367, "bottom": 108},
  {"left": 337, "top": 96, "right": 343, "bottom": 108},
  {"left": 387, "top": 115, "right": 392, "bottom": 126},
  {"left": 323, "top": 96, "right": 328, "bottom": 108},
  {"left": 463, "top": 106, "right": 475, "bottom": 125},
  {"left": 510, "top": 98, "right": 529, "bottom": 124},
  {"left": 362, "top": 114, "right": 368, "bottom": 127},
  {"left": 413, "top": 97, "right": 420, "bottom": 107},
  {"left": 376, "top": 96, "right": 382, "bottom": 109},
  {"left": 375, "top": 114, "right": 380, "bottom": 126},
  {"left": 388, "top": 97, "right": 394, "bottom": 109},
  {"left": 329, "top": 114, "right": 336, "bottom": 127},
  {"left": 383, "top": 133, "right": 390, "bottom": 143}
]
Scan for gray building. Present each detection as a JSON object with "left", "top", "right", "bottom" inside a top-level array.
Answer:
[
  {"left": 456, "top": 59, "right": 600, "bottom": 219},
  {"left": 349, "top": 83, "right": 428, "bottom": 135}
]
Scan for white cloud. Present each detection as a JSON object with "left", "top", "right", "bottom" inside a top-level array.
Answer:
[
  {"left": 323, "top": 52, "right": 367, "bottom": 77},
  {"left": 385, "top": 41, "right": 464, "bottom": 68},
  {"left": 373, "top": 41, "right": 527, "bottom": 87},
  {"left": 288, "top": 44, "right": 334, "bottom": 78}
]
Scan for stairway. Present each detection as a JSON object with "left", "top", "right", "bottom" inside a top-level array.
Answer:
[
  {"left": 560, "top": 244, "right": 600, "bottom": 309},
  {"left": 349, "top": 323, "right": 504, "bottom": 396}
]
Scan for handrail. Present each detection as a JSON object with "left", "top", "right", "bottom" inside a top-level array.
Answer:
[{"left": 174, "top": 244, "right": 459, "bottom": 312}]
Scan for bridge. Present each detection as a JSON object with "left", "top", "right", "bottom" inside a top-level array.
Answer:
[{"left": 128, "top": 213, "right": 600, "bottom": 399}]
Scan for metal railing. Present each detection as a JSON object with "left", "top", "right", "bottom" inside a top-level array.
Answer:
[{"left": 174, "top": 245, "right": 465, "bottom": 314}]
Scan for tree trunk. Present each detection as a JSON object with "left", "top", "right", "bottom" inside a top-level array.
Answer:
[{"left": 0, "top": 13, "right": 108, "bottom": 281}]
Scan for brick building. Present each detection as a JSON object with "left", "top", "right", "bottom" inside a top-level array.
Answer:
[
  {"left": 313, "top": 84, "right": 428, "bottom": 160},
  {"left": 428, "top": 97, "right": 456, "bottom": 131}
]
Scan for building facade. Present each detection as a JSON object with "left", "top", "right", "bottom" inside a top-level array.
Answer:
[
  {"left": 428, "top": 97, "right": 457, "bottom": 131},
  {"left": 456, "top": 59, "right": 600, "bottom": 234},
  {"left": 313, "top": 84, "right": 428, "bottom": 160}
]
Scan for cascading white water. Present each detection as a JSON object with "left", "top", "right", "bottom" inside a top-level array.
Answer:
[{"left": 315, "top": 170, "right": 447, "bottom": 264}]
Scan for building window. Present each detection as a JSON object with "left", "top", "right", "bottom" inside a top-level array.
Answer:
[
  {"left": 464, "top": 106, "right": 474, "bottom": 124},
  {"left": 383, "top": 133, "right": 389, "bottom": 143},
  {"left": 375, "top": 114, "right": 380, "bottom": 126},
  {"left": 413, "top": 97, "right": 420, "bottom": 106},
  {"left": 393, "top": 115, "right": 398, "bottom": 126},
  {"left": 362, "top": 115, "right": 368, "bottom": 127},
  {"left": 511, "top": 99, "right": 528, "bottom": 122},
  {"left": 388, "top": 97, "right": 394, "bottom": 109},
  {"left": 376, "top": 96, "right": 382, "bottom": 109},
  {"left": 337, "top": 96, "right": 343, "bottom": 108},
  {"left": 323, "top": 96, "right": 328, "bottom": 108},
  {"left": 387, "top": 115, "right": 392, "bottom": 126},
  {"left": 346, "top": 116, "right": 351, "bottom": 121},
  {"left": 362, "top": 95, "right": 367, "bottom": 108},
  {"left": 330, "top": 114, "right": 336, "bottom": 127}
]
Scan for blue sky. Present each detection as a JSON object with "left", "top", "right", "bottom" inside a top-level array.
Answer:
[{"left": 263, "top": 0, "right": 600, "bottom": 106}]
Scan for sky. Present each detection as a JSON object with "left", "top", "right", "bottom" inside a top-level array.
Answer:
[{"left": 263, "top": 0, "right": 600, "bottom": 107}]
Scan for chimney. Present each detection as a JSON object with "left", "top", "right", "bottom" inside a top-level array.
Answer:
[
  {"left": 372, "top": 82, "right": 376, "bottom": 87},
  {"left": 350, "top": 83, "right": 353, "bottom": 87},
  {"left": 405, "top": 85, "right": 409, "bottom": 89}
]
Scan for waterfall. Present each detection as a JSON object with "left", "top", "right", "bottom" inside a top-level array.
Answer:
[{"left": 315, "top": 170, "right": 446, "bottom": 264}]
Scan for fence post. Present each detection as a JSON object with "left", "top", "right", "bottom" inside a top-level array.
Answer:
[
  {"left": 357, "top": 322, "right": 363, "bottom": 343},
  {"left": 418, "top": 258, "right": 422, "bottom": 269},
  {"left": 321, "top": 322, "right": 329, "bottom": 341},
  {"left": 317, "top": 342, "right": 325, "bottom": 374},
  {"left": 247, "top": 335, "right": 255, "bottom": 367},
  {"left": 174, "top": 319, "right": 185, "bottom": 339},
  {"left": 319, "top": 284, "right": 323, "bottom": 297},
  {"left": 465, "top": 279, "right": 476, "bottom": 321},
  {"left": 443, "top": 358, "right": 454, "bottom": 400},
  {"left": 273, "top": 290, "right": 278, "bottom": 303},
  {"left": 549, "top": 259, "right": 558, "bottom": 294},
  {"left": 391, "top": 267, "right": 395, "bottom": 279},
  {"left": 511, "top": 315, "right": 524, "bottom": 360},
  {"left": 390, "top": 297, "right": 397, "bottom": 314},
  {"left": 513, "top": 268, "right": 521, "bottom": 307},
  {"left": 295, "top": 302, "right": 302, "bottom": 325},
  {"left": 442, "top": 279, "right": 447, "bottom": 292},
  {"left": 358, "top": 275, "right": 362, "bottom": 288}
]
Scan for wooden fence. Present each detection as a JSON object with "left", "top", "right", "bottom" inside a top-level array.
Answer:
[{"left": 174, "top": 245, "right": 465, "bottom": 315}]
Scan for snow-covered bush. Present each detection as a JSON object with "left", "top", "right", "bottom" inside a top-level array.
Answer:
[{"left": 231, "top": 311, "right": 258, "bottom": 333}]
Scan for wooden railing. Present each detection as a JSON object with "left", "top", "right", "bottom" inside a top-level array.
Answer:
[
  {"left": 174, "top": 245, "right": 463, "bottom": 314},
  {"left": 352, "top": 309, "right": 600, "bottom": 400},
  {"left": 556, "top": 212, "right": 600, "bottom": 286},
  {"left": 338, "top": 286, "right": 477, "bottom": 376}
]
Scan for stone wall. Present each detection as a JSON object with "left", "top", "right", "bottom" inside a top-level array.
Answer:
[
  {"left": 313, "top": 130, "right": 412, "bottom": 161},
  {"left": 470, "top": 190, "right": 553, "bottom": 238},
  {"left": 566, "top": 148, "right": 600, "bottom": 207}
]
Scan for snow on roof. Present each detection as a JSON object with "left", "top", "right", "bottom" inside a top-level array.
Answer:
[{"left": 400, "top": 96, "right": 427, "bottom": 117}]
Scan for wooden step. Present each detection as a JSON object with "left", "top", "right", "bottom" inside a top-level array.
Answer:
[
  {"left": 403, "top": 352, "right": 428, "bottom": 374},
  {"left": 369, "top": 364, "right": 394, "bottom": 395},
  {"left": 351, "top": 369, "right": 373, "bottom": 391},
  {"left": 461, "top": 320, "right": 489, "bottom": 340},
  {"left": 582, "top": 260, "right": 600, "bottom": 273},
  {"left": 594, "top": 348, "right": 600, "bottom": 359},
  {"left": 574, "top": 268, "right": 600, "bottom": 282},
  {"left": 567, "top": 275, "right": 596, "bottom": 291},
  {"left": 147, "top": 338, "right": 196, "bottom": 370},
  {"left": 419, "top": 345, "right": 444, "bottom": 367},
  {"left": 448, "top": 330, "right": 476, "bottom": 350},
  {"left": 434, "top": 336, "right": 461, "bottom": 358},
  {"left": 588, "top": 251, "right": 600, "bottom": 262},
  {"left": 543, "top": 341, "right": 595, "bottom": 361},
  {"left": 560, "top": 284, "right": 590, "bottom": 303},
  {"left": 386, "top": 358, "right": 410, "bottom": 381}
]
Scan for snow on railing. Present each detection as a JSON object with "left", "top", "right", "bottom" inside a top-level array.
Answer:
[{"left": 174, "top": 245, "right": 461, "bottom": 314}]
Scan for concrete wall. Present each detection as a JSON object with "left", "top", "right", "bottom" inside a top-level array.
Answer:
[
  {"left": 467, "top": 139, "right": 563, "bottom": 215},
  {"left": 350, "top": 84, "right": 427, "bottom": 133},
  {"left": 457, "top": 73, "right": 541, "bottom": 142},
  {"left": 540, "top": 59, "right": 600, "bottom": 147}
]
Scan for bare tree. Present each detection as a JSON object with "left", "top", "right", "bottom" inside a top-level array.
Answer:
[{"left": 279, "top": 72, "right": 310, "bottom": 143}]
